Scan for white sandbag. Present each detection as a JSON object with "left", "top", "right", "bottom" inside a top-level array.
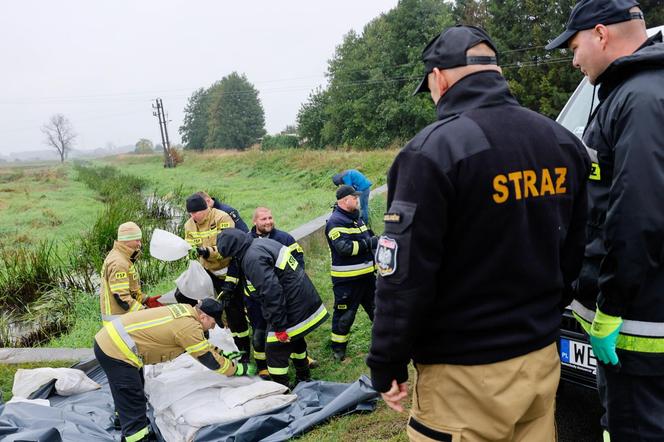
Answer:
[
  {"left": 221, "top": 381, "right": 288, "bottom": 408},
  {"left": 12, "top": 367, "right": 100, "bottom": 399},
  {"left": 175, "top": 260, "right": 215, "bottom": 300},
  {"left": 150, "top": 228, "right": 192, "bottom": 262},
  {"left": 54, "top": 369, "right": 102, "bottom": 396},
  {"left": 143, "top": 328, "right": 298, "bottom": 442}
]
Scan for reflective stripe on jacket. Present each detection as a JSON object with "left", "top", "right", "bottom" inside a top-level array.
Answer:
[
  {"left": 94, "top": 304, "right": 235, "bottom": 375},
  {"left": 325, "top": 205, "right": 375, "bottom": 284},
  {"left": 100, "top": 241, "right": 144, "bottom": 322},
  {"left": 184, "top": 208, "right": 235, "bottom": 274}
]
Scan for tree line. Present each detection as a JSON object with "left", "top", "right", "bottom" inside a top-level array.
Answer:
[{"left": 179, "top": 0, "right": 663, "bottom": 151}]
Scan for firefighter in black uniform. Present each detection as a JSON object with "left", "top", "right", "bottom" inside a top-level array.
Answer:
[
  {"left": 197, "top": 191, "right": 250, "bottom": 233},
  {"left": 216, "top": 228, "right": 328, "bottom": 387},
  {"left": 325, "top": 185, "right": 378, "bottom": 362},
  {"left": 246, "top": 206, "right": 306, "bottom": 377},
  {"left": 366, "top": 26, "right": 590, "bottom": 441}
]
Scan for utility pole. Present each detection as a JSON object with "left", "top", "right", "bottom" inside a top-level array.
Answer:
[{"left": 152, "top": 98, "right": 174, "bottom": 168}]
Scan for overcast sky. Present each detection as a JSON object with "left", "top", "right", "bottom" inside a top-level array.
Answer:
[{"left": 0, "top": 1, "right": 398, "bottom": 155}]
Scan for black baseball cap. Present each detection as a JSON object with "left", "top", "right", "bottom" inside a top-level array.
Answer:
[
  {"left": 413, "top": 25, "right": 498, "bottom": 95},
  {"left": 336, "top": 185, "right": 360, "bottom": 200},
  {"left": 545, "top": 0, "right": 642, "bottom": 50},
  {"left": 198, "top": 298, "right": 224, "bottom": 327}
]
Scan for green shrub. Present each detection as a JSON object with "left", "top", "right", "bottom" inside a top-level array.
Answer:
[{"left": 261, "top": 134, "right": 300, "bottom": 150}]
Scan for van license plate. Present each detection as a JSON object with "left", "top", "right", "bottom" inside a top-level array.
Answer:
[{"left": 560, "top": 338, "right": 597, "bottom": 374}]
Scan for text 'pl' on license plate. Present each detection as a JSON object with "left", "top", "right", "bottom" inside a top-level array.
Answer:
[{"left": 560, "top": 338, "right": 597, "bottom": 374}]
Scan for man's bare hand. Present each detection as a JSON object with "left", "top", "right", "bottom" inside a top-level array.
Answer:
[{"left": 381, "top": 379, "right": 409, "bottom": 412}]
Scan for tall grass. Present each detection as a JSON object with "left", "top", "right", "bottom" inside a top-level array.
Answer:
[{"left": 0, "top": 163, "right": 188, "bottom": 346}]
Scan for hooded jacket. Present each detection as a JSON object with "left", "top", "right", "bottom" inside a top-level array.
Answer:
[
  {"left": 100, "top": 241, "right": 145, "bottom": 323},
  {"left": 217, "top": 229, "right": 328, "bottom": 341},
  {"left": 366, "top": 70, "right": 590, "bottom": 392},
  {"left": 571, "top": 32, "right": 664, "bottom": 375}
]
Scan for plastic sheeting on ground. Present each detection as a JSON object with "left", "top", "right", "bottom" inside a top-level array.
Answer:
[{"left": 0, "top": 333, "right": 379, "bottom": 441}]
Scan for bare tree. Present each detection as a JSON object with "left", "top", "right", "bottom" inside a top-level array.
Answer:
[{"left": 41, "top": 114, "right": 76, "bottom": 163}]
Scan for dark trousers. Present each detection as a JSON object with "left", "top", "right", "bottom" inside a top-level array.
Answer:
[
  {"left": 266, "top": 337, "right": 309, "bottom": 387},
  {"left": 331, "top": 277, "right": 375, "bottom": 351},
  {"left": 598, "top": 364, "right": 664, "bottom": 441},
  {"left": 245, "top": 295, "right": 268, "bottom": 371},
  {"left": 94, "top": 342, "right": 148, "bottom": 440}
]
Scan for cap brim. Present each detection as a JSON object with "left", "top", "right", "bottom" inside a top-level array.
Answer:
[
  {"left": 412, "top": 74, "right": 430, "bottom": 96},
  {"left": 545, "top": 29, "right": 577, "bottom": 50}
]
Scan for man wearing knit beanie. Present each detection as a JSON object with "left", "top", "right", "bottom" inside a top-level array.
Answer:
[
  {"left": 100, "top": 221, "right": 162, "bottom": 326},
  {"left": 181, "top": 193, "right": 252, "bottom": 362}
]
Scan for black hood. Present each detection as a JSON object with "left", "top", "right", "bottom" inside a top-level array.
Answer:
[
  {"left": 597, "top": 32, "right": 664, "bottom": 100},
  {"left": 216, "top": 228, "right": 253, "bottom": 263}
]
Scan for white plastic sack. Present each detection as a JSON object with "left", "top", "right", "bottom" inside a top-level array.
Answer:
[
  {"left": 150, "top": 228, "right": 192, "bottom": 262},
  {"left": 175, "top": 260, "right": 215, "bottom": 300},
  {"left": 144, "top": 345, "right": 297, "bottom": 442},
  {"left": 12, "top": 367, "right": 100, "bottom": 399}
]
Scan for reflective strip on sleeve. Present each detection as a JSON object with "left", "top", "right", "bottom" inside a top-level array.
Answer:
[
  {"left": 571, "top": 300, "right": 664, "bottom": 353},
  {"left": 267, "top": 304, "right": 328, "bottom": 342},
  {"left": 275, "top": 246, "right": 290, "bottom": 270},
  {"left": 128, "top": 300, "right": 143, "bottom": 312},
  {"left": 186, "top": 340, "right": 211, "bottom": 354},
  {"left": 330, "top": 262, "right": 376, "bottom": 278},
  {"left": 215, "top": 357, "right": 232, "bottom": 375},
  {"left": 288, "top": 242, "right": 304, "bottom": 254},
  {"left": 106, "top": 320, "right": 143, "bottom": 368},
  {"left": 351, "top": 241, "right": 360, "bottom": 256},
  {"left": 232, "top": 329, "right": 250, "bottom": 338},
  {"left": 254, "top": 351, "right": 266, "bottom": 360},
  {"left": 109, "top": 282, "right": 130, "bottom": 291},
  {"left": 225, "top": 276, "right": 239, "bottom": 285},
  {"left": 328, "top": 226, "right": 368, "bottom": 239},
  {"left": 290, "top": 351, "right": 307, "bottom": 360},
  {"left": 123, "top": 315, "right": 174, "bottom": 333},
  {"left": 331, "top": 333, "right": 349, "bottom": 343}
]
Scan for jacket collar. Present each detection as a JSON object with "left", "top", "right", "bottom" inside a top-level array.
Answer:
[
  {"left": 334, "top": 204, "right": 360, "bottom": 221},
  {"left": 251, "top": 226, "right": 274, "bottom": 239},
  {"left": 436, "top": 70, "right": 519, "bottom": 120},
  {"left": 113, "top": 240, "right": 139, "bottom": 262},
  {"left": 597, "top": 32, "right": 664, "bottom": 100}
]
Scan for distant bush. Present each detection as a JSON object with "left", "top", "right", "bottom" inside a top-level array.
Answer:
[
  {"left": 168, "top": 146, "right": 184, "bottom": 165},
  {"left": 261, "top": 134, "right": 300, "bottom": 150}
]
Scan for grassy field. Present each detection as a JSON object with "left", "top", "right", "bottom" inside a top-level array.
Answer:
[
  {"left": 0, "top": 149, "right": 412, "bottom": 439},
  {"left": 97, "top": 149, "right": 397, "bottom": 231},
  {"left": 0, "top": 165, "right": 103, "bottom": 249}
]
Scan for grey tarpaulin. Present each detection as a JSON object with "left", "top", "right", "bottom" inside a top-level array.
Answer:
[{"left": 0, "top": 358, "right": 379, "bottom": 441}]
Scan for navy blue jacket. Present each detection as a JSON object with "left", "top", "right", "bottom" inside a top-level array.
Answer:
[
  {"left": 366, "top": 71, "right": 590, "bottom": 392},
  {"left": 212, "top": 198, "right": 249, "bottom": 232},
  {"left": 325, "top": 205, "right": 375, "bottom": 285},
  {"left": 251, "top": 226, "right": 305, "bottom": 269},
  {"left": 571, "top": 33, "right": 664, "bottom": 375}
]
